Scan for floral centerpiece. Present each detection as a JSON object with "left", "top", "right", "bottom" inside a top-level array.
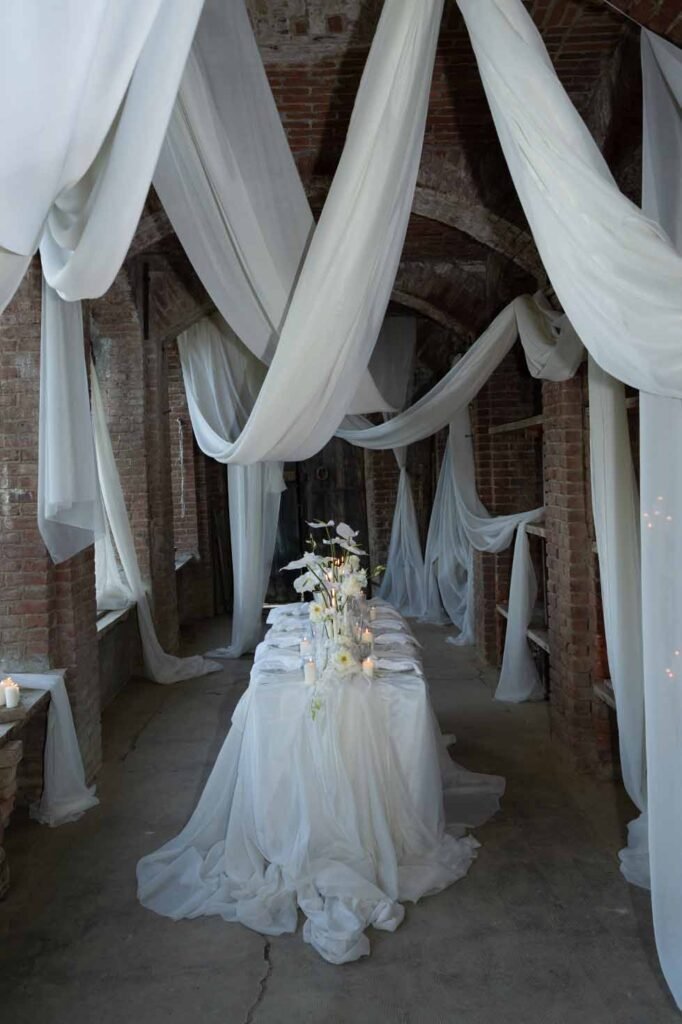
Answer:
[{"left": 281, "top": 520, "right": 383, "bottom": 717}]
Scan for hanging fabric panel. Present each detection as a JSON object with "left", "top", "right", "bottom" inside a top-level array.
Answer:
[
  {"left": 587, "top": 355, "right": 647, "bottom": 886},
  {"left": 155, "top": 0, "right": 391, "bottom": 416},
  {"left": 91, "top": 365, "right": 220, "bottom": 684},
  {"left": 156, "top": 0, "right": 444, "bottom": 467},
  {"left": 371, "top": 317, "right": 425, "bottom": 617},
  {"left": 339, "top": 295, "right": 583, "bottom": 451},
  {"left": 178, "top": 316, "right": 285, "bottom": 659},
  {"left": 0, "top": 0, "right": 204, "bottom": 562},
  {"left": 455, "top": 0, "right": 682, "bottom": 399},
  {"left": 640, "top": 28, "right": 682, "bottom": 1008}
]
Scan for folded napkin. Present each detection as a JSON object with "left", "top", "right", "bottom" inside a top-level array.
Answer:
[
  {"left": 256, "top": 652, "right": 302, "bottom": 672},
  {"left": 266, "top": 603, "right": 309, "bottom": 624},
  {"left": 264, "top": 633, "right": 301, "bottom": 649},
  {"left": 370, "top": 619, "right": 406, "bottom": 632},
  {"left": 375, "top": 656, "right": 422, "bottom": 674},
  {"left": 374, "top": 633, "right": 419, "bottom": 648}
]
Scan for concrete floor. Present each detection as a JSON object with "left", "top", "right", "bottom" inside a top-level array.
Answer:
[{"left": 0, "top": 617, "right": 678, "bottom": 1024}]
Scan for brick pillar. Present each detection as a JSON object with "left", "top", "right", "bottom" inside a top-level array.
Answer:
[
  {"left": 543, "top": 370, "right": 597, "bottom": 771},
  {"left": 143, "top": 338, "right": 179, "bottom": 652},
  {"left": 472, "top": 349, "right": 542, "bottom": 664},
  {"left": 0, "top": 260, "right": 101, "bottom": 788}
]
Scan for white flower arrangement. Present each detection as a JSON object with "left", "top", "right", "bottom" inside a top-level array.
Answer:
[{"left": 281, "top": 520, "right": 383, "bottom": 641}]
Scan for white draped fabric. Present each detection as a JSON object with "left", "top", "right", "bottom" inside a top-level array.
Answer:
[
  {"left": 342, "top": 295, "right": 579, "bottom": 701},
  {"left": 38, "top": 282, "right": 103, "bottom": 563},
  {"left": 0, "top": 0, "right": 204, "bottom": 563},
  {"left": 587, "top": 356, "right": 647, "bottom": 886},
  {"left": 178, "top": 316, "right": 285, "bottom": 659},
  {"left": 372, "top": 317, "right": 425, "bottom": 616},
  {"left": 11, "top": 672, "right": 99, "bottom": 827},
  {"left": 137, "top": 600, "right": 505, "bottom": 963},
  {"left": 640, "top": 28, "right": 682, "bottom": 1006},
  {"left": 157, "top": 0, "right": 443, "bottom": 467},
  {"left": 155, "top": 0, "right": 396, "bottom": 418},
  {"left": 455, "top": 0, "right": 682, "bottom": 1002},
  {"left": 91, "top": 365, "right": 220, "bottom": 684},
  {"left": 423, "top": 410, "right": 544, "bottom": 703},
  {"left": 339, "top": 295, "right": 583, "bottom": 450},
  {"left": 456, "top": 0, "right": 682, "bottom": 399}
]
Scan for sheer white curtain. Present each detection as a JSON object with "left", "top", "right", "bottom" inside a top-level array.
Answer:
[
  {"left": 0, "top": 1, "right": 204, "bottom": 563},
  {"left": 13, "top": 672, "right": 99, "bottom": 827},
  {"left": 156, "top": 0, "right": 392, "bottom": 417},
  {"left": 455, "top": 0, "right": 682, "bottom": 1003},
  {"left": 370, "top": 317, "right": 425, "bottom": 616},
  {"left": 640, "top": 28, "right": 682, "bottom": 1004},
  {"left": 339, "top": 295, "right": 582, "bottom": 450},
  {"left": 456, "top": 0, "right": 682, "bottom": 398},
  {"left": 91, "top": 365, "right": 220, "bottom": 684},
  {"left": 587, "top": 356, "right": 647, "bottom": 885},
  {"left": 155, "top": 0, "right": 443, "bottom": 468},
  {"left": 431, "top": 409, "right": 545, "bottom": 703},
  {"left": 178, "top": 316, "right": 285, "bottom": 658}
]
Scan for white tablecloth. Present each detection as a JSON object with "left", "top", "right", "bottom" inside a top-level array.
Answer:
[{"left": 137, "top": 600, "right": 504, "bottom": 963}]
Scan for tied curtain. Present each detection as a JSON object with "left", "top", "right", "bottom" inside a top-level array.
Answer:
[
  {"left": 455, "top": 0, "right": 682, "bottom": 1005},
  {"left": 0, "top": 0, "right": 205, "bottom": 563}
]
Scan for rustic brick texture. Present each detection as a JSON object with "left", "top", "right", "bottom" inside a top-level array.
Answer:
[{"left": 471, "top": 349, "right": 543, "bottom": 664}]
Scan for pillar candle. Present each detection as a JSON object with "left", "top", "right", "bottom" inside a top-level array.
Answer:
[
  {"left": 299, "top": 637, "right": 313, "bottom": 658},
  {"left": 303, "top": 659, "right": 317, "bottom": 686},
  {"left": 361, "top": 628, "right": 373, "bottom": 647},
  {"left": 362, "top": 657, "right": 375, "bottom": 679},
  {"left": 5, "top": 683, "right": 20, "bottom": 709}
]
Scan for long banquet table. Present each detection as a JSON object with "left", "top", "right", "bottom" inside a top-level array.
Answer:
[{"left": 137, "top": 599, "right": 504, "bottom": 963}]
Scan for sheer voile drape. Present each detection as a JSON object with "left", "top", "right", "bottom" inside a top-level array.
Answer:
[
  {"left": 371, "top": 318, "right": 426, "bottom": 617},
  {"left": 341, "top": 295, "right": 581, "bottom": 702},
  {"left": 455, "top": 0, "right": 682, "bottom": 1004},
  {"left": 0, "top": 1, "right": 205, "bottom": 563},
  {"left": 422, "top": 409, "right": 545, "bottom": 704},
  {"left": 640, "top": 28, "right": 682, "bottom": 1006},
  {"left": 177, "top": 317, "right": 285, "bottom": 658},
  {"left": 91, "top": 365, "right": 220, "bottom": 684}
]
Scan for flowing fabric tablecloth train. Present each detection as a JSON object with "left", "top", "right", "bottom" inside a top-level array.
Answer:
[{"left": 137, "top": 600, "right": 505, "bottom": 963}]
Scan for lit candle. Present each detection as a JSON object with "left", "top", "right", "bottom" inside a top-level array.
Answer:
[
  {"left": 369, "top": 607, "right": 377, "bottom": 622},
  {"left": 4, "top": 680, "right": 20, "bottom": 709},
  {"left": 299, "top": 637, "right": 313, "bottom": 658},
  {"left": 362, "top": 657, "right": 375, "bottom": 679},
  {"left": 0, "top": 676, "right": 16, "bottom": 708},
  {"left": 361, "top": 628, "right": 373, "bottom": 647},
  {"left": 303, "top": 659, "right": 317, "bottom": 686}
]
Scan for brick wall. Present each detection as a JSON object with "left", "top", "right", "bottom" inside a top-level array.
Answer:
[{"left": 471, "top": 348, "right": 543, "bottom": 663}]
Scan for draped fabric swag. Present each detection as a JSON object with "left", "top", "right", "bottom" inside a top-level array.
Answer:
[{"left": 0, "top": 0, "right": 205, "bottom": 563}]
